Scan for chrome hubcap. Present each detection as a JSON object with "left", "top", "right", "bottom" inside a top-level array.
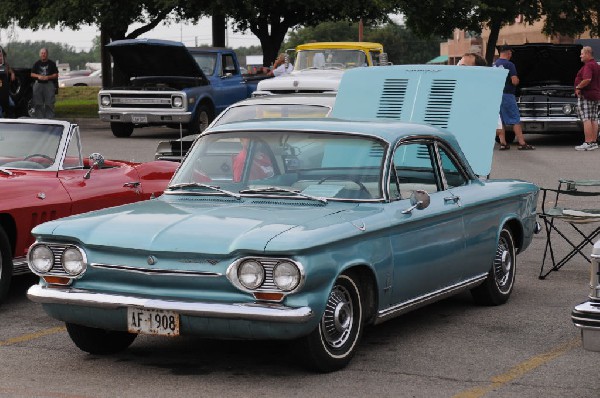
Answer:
[
  {"left": 321, "top": 286, "right": 353, "bottom": 348},
  {"left": 199, "top": 112, "right": 209, "bottom": 132},
  {"left": 494, "top": 236, "right": 513, "bottom": 291}
]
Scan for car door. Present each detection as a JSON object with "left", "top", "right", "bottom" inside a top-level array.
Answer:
[
  {"left": 213, "top": 53, "right": 247, "bottom": 113},
  {"left": 387, "top": 140, "right": 467, "bottom": 305},
  {"left": 56, "top": 128, "right": 142, "bottom": 215}
]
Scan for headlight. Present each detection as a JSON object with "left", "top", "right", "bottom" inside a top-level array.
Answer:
[
  {"left": 238, "top": 260, "right": 264, "bottom": 289},
  {"left": 562, "top": 104, "right": 574, "bottom": 115},
  {"left": 100, "top": 95, "right": 111, "bottom": 107},
  {"left": 273, "top": 261, "right": 301, "bottom": 291},
  {"left": 172, "top": 96, "right": 183, "bottom": 108},
  {"left": 29, "top": 245, "right": 54, "bottom": 273},
  {"left": 62, "top": 248, "right": 86, "bottom": 275}
]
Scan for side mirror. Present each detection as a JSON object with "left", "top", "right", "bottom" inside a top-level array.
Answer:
[
  {"left": 84, "top": 153, "right": 105, "bottom": 179},
  {"left": 402, "top": 190, "right": 431, "bottom": 214}
]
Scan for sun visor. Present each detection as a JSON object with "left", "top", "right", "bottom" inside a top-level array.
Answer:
[{"left": 332, "top": 65, "right": 508, "bottom": 176}]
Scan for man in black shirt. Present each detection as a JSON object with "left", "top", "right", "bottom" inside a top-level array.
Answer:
[{"left": 30, "top": 47, "right": 59, "bottom": 118}]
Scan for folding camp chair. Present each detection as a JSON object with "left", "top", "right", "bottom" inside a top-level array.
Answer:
[{"left": 538, "top": 179, "right": 600, "bottom": 279}]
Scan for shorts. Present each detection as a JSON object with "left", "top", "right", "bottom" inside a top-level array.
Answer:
[
  {"left": 499, "top": 93, "right": 521, "bottom": 125},
  {"left": 578, "top": 97, "right": 599, "bottom": 121}
]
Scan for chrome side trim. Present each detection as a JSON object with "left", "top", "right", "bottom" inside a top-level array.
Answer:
[
  {"left": 27, "top": 285, "right": 313, "bottom": 323},
  {"left": 90, "top": 263, "right": 222, "bottom": 277},
  {"left": 375, "top": 274, "right": 487, "bottom": 324}
]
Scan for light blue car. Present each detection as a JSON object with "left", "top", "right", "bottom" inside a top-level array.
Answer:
[{"left": 27, "top": 66, "right": 539, "bottom": 372}]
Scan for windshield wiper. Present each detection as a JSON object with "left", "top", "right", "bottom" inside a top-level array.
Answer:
[
  {"left": 167, "top": 182, "right": 241, "bottom": 199},
  {"left": 0, "top": 168, "right": 13, "bottom": 176},
  {"left": 239, "top": 186, "right": 327, "bottom": 204}
]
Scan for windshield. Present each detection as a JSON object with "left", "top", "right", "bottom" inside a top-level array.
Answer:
[
  {"left": 215, "top": 104, "right": 332, "bottom": 127},
  {"left": 193, "top": 53, "right": 217, "bottom": 75},
  {"left": 295, "top": 50, "right": 368, "bottom": 71},
  {"left": 171, "top": 130, "right": 386, "bottom": 201},
  {"left": 0, "top": 124, "right": 63, "bottom": 169}
]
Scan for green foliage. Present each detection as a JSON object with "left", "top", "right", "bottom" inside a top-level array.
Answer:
[
  {"left": 283, "top": 21, "right": 442, "bottom": 65},
  {"left": 3, "top": 40, "right": 100, "bottom": 69},
  {"left": 55, "top": 86, "right": 100, "bottom": 118}
]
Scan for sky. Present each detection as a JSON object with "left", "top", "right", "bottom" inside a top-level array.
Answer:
[{"left": 0, "top": 17, "right": 261, "bottom": 51}]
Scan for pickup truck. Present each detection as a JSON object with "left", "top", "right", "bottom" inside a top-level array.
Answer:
[
  {"left": 253, "top": 42, "right": 390, "bottom": 96},
  {"left": 98, "top": 39, "right": 267, "bottom": 137}
]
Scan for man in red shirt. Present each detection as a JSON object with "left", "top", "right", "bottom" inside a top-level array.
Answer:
[{"left": 574, "top": 46, "right": 600, "bottom": 151}]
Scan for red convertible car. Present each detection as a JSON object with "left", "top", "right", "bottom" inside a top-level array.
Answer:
[{"left": 0, "top": 119, "right": 178, "bottom": 302}]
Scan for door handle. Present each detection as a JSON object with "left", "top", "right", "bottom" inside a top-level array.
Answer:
[
  {"left": 444, "top": 195, "right": 461, "bottom": 207},
  {"left": 123, "top": 181, "right": 141, "bottom": 188}
]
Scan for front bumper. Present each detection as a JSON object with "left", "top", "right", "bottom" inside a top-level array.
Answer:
[
  {"left": 572, "top": 301, "right": 600, "bottom": 351},
  {"left": 29, "top": 284, "right": 316, "bottom": 339},
  {"left": 506, "top": 117, "right": 581, "bottom": 133},
  {"left": 98, "top": 110, "right": 192, "bottom": 124}
]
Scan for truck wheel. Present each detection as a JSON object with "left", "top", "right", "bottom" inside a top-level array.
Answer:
[
  {"left": 187, "top": 105, "right": 212, "bottom": 134},
  {"left": 111, "top": 122, "right": 134, "bottom": 138},
  {"left": 0, "top": 226, "right": 14, "bottom": 303},
  {"left": 66, "top": 323, "right": 137, "bottom": 354}
]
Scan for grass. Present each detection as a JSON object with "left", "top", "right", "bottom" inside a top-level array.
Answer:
[{"left": 54, "top": 86, "right": 100, "bottom": 118}]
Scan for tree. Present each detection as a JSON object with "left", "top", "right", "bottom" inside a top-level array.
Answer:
[{"left": 174, "top": 0, "right": 399, "bottom": 66}]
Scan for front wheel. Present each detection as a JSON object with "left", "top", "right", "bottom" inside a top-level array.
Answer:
[
  {"left": 471, "top": 227, "right": 516, "bottom": 306},
  {"left": 0, "top": 226, "right": 13, "bottom": 303},
  {"left": 187, "top": 105, "right": 212, "bottom": 134},
  {"left": 110, "top": 122, "right": 134, "bottom": 138},
  {"left": 299, "top": 273, "right": 364, "bottom": 372},
  {"left": 66, "top": 323, "right": 137, "bottom": 354}
]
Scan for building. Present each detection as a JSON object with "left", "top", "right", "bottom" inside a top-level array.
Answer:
[{"left": 439, "top": 18, "right": 595, "bottom": 64}]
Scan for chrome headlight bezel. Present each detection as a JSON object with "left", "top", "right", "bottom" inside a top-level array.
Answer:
[
  {"left": 562, "top": 104, "right": 574, "bottom": 115},
  {"left": 273, "top": 261, "right": 301, "bottom": 291},
  {"left": 29, "top": 244, "right": 54, "bottom": 274},
  {"left": 171, "top": 95, "right": 184, "bottom": 108},
  {"left": 100, "top": 95, "right": 111, "bottom": 107},
  {"left": 28, "top": 242, "right": 88, "bottom": 279},
  {"left": 62, "top": 247, "right": 87, "bottom": 276},
  {"left": 227, "top": 257, "right": 305, "bottom": 296}
]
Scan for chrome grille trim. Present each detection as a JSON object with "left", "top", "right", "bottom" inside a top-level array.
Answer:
[{"left": 90, "top": 263, "right": 222, "bottom": 277}]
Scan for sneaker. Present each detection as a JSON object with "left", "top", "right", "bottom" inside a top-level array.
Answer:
[{"left": 575, "top": 142, "right": 599, "bottom": 151}]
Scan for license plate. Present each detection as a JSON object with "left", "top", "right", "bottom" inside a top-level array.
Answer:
[
  {"left": 132, "top": 115, "right": 148, "bottom": 123},
  {"left": 523, "top": 122, "right": 543, "bottom": 131},
  {"left": 127, "top": 307, "right": 180, "bottom": 336}
]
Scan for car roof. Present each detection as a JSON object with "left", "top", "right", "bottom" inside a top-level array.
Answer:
[
  {"left": 227, "top": 94, "right": 336, "bottom": 107},
  {"left": 295, "top": 42, "right": 384, "bottom": 51}
]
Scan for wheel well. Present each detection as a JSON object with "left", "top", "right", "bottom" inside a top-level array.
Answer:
[
  {"left": 197, "top": 98, "right": 215, "bottom": 119},
  {"left": 343, "top": 265, "right": 378, "bottom": 325},
  {"left": 503, "top": 218, "right": 524, "bottom": 251},
  {"left": 0, "top": 214, "right": 17, "bottom": 257}
]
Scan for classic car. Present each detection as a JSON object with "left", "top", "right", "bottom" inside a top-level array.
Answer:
[
  {"left": 504, "top": 43, "right": 584, "bottom": 141},
  {"left": 155, "top": 93, "right": 336, "bottom": 161},
  {"left": 571, "top": 240, "right": 600, "bottom": 351},
  {"left": 59, "top": 69, "right": 102, "bottom": 87},
  {"left": 27, "top": 66, "right": 539, "bottom": 372},
  {"left": 0, "top": 119, "right": 178, "bottom": 303}
]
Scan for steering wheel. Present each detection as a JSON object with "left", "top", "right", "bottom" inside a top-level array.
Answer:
[
  {"left": 317, "top": 177, "right": 372, "bottom": 198},
  {"left": 24, "top": 153, "right": 54, "bottom": 163}
]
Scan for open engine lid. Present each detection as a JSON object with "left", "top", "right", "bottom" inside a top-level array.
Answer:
[
  {"left": 506, "top": 43, "right": 582, "bottom": 88},
  {"left": 107, "top": 38, "right": 206, "bottom": 79},
  {"left": 333, "top": 65, "right": 508, "bottom": 176}
]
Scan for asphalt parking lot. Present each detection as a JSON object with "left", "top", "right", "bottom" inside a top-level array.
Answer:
[{"left": 1, "top": 122, "right": 600, "bottom": 398}]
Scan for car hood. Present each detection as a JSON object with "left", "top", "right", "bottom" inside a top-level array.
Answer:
[
  {"left": 257, "top": 69, "right": 343, "bottom": 92},
  {"left": 33, "top": 197, "right": 371, "bottom": 255},
  {"left": 507, "top": 43, "right": 582, "bottom": 87},
  {"left": 106, "top": 38, "right": 206, "bottom": 79}
]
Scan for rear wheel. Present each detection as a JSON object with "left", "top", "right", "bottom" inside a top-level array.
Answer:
[
  {"left": 110, "top": 122, "right": 134, "bottom": 138},
  {"left": 66, "top": 323, "right": 137, "bottom": 354},
  {"left": 471, "top": 227, "right": 516, "bottom": 305},
  {"left": 299, "top": 273, "right": 364, "bottom": 372},
  {"left": 0, "top": 226, "right": 13, "bottom": 303}
]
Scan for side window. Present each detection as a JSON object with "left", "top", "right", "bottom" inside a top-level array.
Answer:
[
  {"left": 62, "top": 128, "right": 83, "bottom": 169},
  {"left": 438, "top": 146, "right": 467, "bottom": 188},
  {"left": 222, "top": 54, "right": 237, "bottom": 75},
  {"left": 390, "top": 142, "right": 438, "bottom": 199}
]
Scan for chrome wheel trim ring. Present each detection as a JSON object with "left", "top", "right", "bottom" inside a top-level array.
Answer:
[
  {"left": 198, "top": 111, "right": 209, "bottom": 132},
  {"left": 494, "top": 235, "right": 513, "bottom": 292}
]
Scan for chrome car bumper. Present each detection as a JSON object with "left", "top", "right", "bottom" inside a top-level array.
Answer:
[
  {"left": 572, "top": 301, "right": 600, "bottom": 351},
  {"left": 98, "top": 110, "right": 192, "bottom": 124},
  {"left": 507, "top": 117, "right": 581, "bottom": 133},
  {"left": 27, "top": 284, "right": 313, "bottom": 323}
]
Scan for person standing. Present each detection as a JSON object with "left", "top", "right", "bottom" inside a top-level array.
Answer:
[
  {"left": 493, "top": 45, "right": 535, "bottom": 150},
  {"left": 268, "top": 53, "right": 293, "bottom": 77},
  {"left": 30, "top": 47, "right": 59, "bottom": 118},
  {"left": 574, "top": 46, "right": 600, "bottom": 151}
]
